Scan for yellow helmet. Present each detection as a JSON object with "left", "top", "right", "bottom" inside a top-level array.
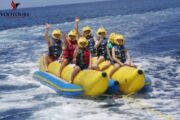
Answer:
[
  {"left": 96, "top": 27, "right": 107, "bottom": 36},
  {"left": 78, "top": 37, "right": 88, "bottom": 48},
  {"left": 68, "top": 29, "right": 77, "bottom": 37},
  {"left": 82, "top": 26, "right": 92, "bottom": 35},
  {"left": 108, "top": 32, "right": 116, "bottom": 43},
  {"left": 52, "top": 29, "right": 61, "bottom": 39},
  {"left": 114, "top": 34, "right": 125, "bottom": 45}
]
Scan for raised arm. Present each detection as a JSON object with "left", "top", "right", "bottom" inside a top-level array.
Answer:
[
  {"left": 44, "top": 23, "right": 51, "bottom": 46},
  {"left": 74, "top": 17, "right": 80, "bottom": 38},
  {"left": 112, "top": 47, "right": 124, "bottom": 66}
]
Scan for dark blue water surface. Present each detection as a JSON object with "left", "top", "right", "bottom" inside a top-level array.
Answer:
[
  {"left": 0, "top": 0, "right": 180, "bottom": 120},
  {"left": 1, "top": 0, "right": 180, "bottom": 30}
]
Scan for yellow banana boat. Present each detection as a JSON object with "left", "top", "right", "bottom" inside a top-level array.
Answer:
[
  {"left": 94, "top": 58, "right": 145, "bottom": 94},
  {"left": 34, "top": 56, "right": 108, "bottom": 97}
]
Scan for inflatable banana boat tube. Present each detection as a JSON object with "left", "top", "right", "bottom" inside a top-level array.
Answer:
[
  {"left": 105, "top": 76, "right": 152, "bottom": 94},
  {"left": 95, "top": 59, "right": 146, "bottom": 94},
  {"left": 34, "top": 56, "right": 109, "bottom": 97},
  {"left": 33, "top": 71, "right": 84, "bottom": 97}
]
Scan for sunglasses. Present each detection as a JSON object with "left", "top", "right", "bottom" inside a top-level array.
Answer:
[
  {"left": 69, "top": 35, "right": 76, "bottom": 38},
  {"left": 98, "top": 32, "right": 105, "bottom": 35},
  {"left": 117, "top": 39, "right": 123, "bottom": 41},
  {"left": 80, "top": 42, "right": 86, "bottom": 44},
  {"left": 54, "top": 34, "right": 60, "bottom": 36},
  {"left": 84, "top": 30, "right": 91, "bottom": 33}
]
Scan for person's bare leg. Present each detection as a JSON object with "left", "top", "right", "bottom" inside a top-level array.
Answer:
[
  {"left": 130, "top": 61, "right": 137, "bottom": 67},
  {"left": 59, "top": 59, "right": 68, "bottom": 77},
  {"left": 97, "top": 56, "right": 105, "bottom": 65},
  {"left": 125, "top": 60, "right": 136, "bottom": 68},
  {"left": 91, "top": 64, "right": 99, "bottom": 70},
  {"left": 43, "top": 55, "right": 53, "bottom": 72},
  {"left": 94, "top": 56, "right": 105, "bottom": 70},
  {"left": 109, "top": 63, "right": 120, "bottom": 78},
  {"left": 70, "top": 66, "right": 81, "bottom": 83},
  {"left": 43, "top": 55, "right": 49, "bottom": 71},
  {"left": 101, "top": 61, "right": 111, "bottom": 71}
]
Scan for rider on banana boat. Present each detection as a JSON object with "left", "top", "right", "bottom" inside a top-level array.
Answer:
[
  {"left": 109, "top": 34, "right": 135, "bottom": 78},
  {"left": 74, "top": 17, "right": 96, "bottom": 57},
  {"left": 98, "top": 32, "right": 117, "bottom": 71},
  {"left": 107, "top": 32, "right": 116, "bottom": 63},
  {"left": 70, "top": 37, "right": 94, "bottom": 83},
  {"left": 59, "top": 28, "right": 78, "bottom": 77},
  {"left": 94, "top": 26, "right": 111, "bottom": 70},
  {"left": 44, "top": 23, "right": 63, "bottom": 71}
]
